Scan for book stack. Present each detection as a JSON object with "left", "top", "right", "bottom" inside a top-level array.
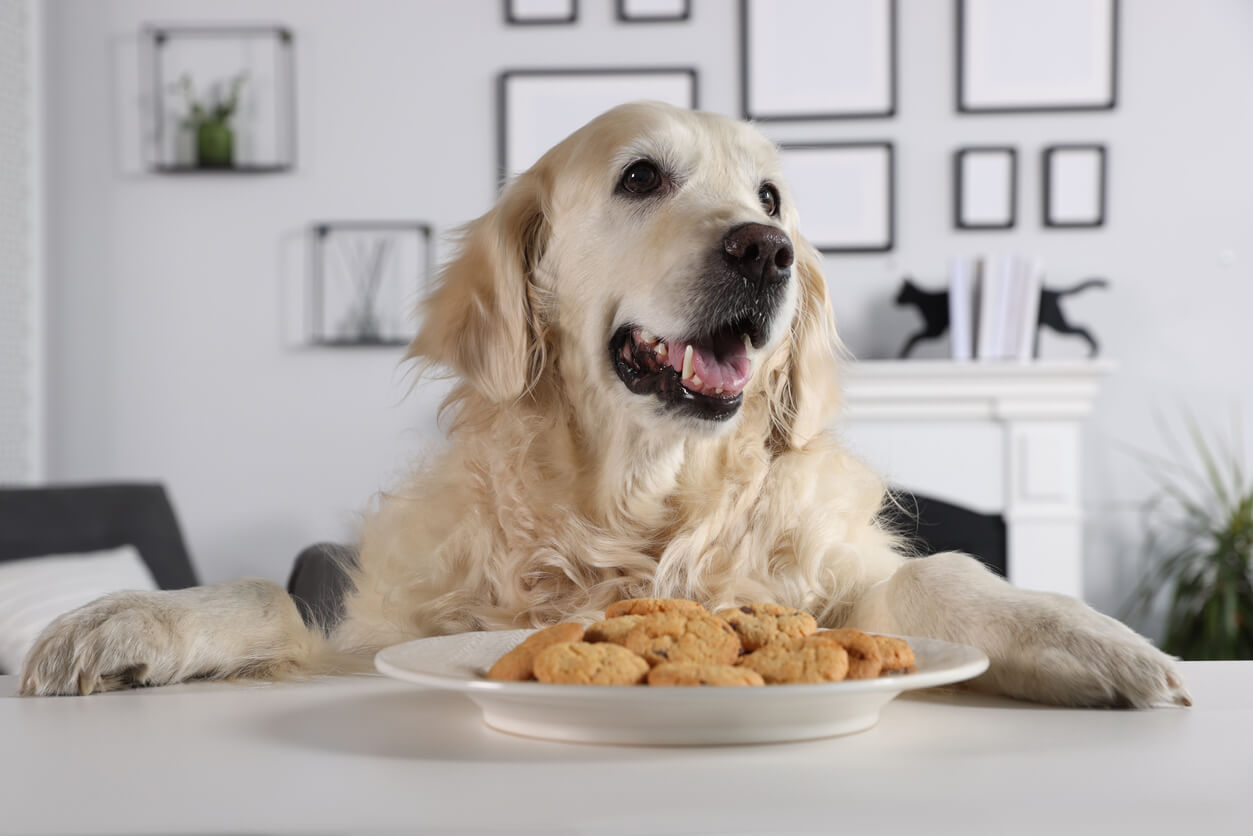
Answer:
[{"left": 947, "top": 255, "right": 1044, "bottom": 362}]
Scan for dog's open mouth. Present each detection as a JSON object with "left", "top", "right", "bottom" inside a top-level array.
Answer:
[{"left": 609, "top": 321, "right": 760, "bottom": 421}]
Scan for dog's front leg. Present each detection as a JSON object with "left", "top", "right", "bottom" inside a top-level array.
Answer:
[
  {"left": 19, "top": 579, "right": 324, "bottom": 696},
  {"left": 845, "top": 553, "right": 1192, "bottom": 708}
]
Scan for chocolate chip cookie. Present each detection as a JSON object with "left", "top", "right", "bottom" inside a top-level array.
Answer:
[
  {"left": 738, "top": 641, "right": 850, "bottom": 684},
  {"left": 485, "top": 622, "right": 585, "bottom": 681},
  {"left": 531, "top": 641, "right": 649, "bottom": 685},
  {"left": 716, "top": 602, "right": 818, "bottom": 651},
  {"left": 622, "top": 610, "right": 741, "bottom": 667}
]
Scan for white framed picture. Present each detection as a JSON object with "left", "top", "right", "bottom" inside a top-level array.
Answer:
[
  {"left": 498, "top": 68, "right": 697, "bottom": 182},
  {"left": 742, "top": 0, "right": 896, "bottom": 120},
  {"left": 954, "top": 147, "right": 1017, "bottom": 230},
  {"left": 617, "top": 0, "right": 690, "bottom": 22},
  {"left": 506, "top": 0, "right": 578, "bottom": 25},
  {"left": 779, "top": 142, "right": 895, "bottom": 253},
  {"left": 1043, "top": 145, "right": 1107, "bottom": 228},
  {"left": 958, "top": 0, "right": 1118, "bottom": 112}
]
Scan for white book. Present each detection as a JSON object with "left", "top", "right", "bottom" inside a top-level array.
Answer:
[
  {"left": 947, "top": 256, "right": 975, "bottom": 360},
  {"left": 977, "top": 255, "right": 1014, "bottom": 360},
  {"left": 1000, "top": 255, "right": 1026, "bottom": 361},
  {"left": 1016, "top": 257, "right": 1044, "bottom": 362}
]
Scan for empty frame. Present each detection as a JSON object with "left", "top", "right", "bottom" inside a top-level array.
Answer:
[
  {"left": 742, "top": 0, "right": 896, "bottom": 120},
  {"left": 617, "top": 0, "right": 689, "bottom": 22},
  {"left": 779, "top": 142, "right": 895, "bottom": 253},
  {"left": 955, "top": 147, "right": 1017, "bottom": 230},
  {"left": 958, "top": 0, "right": 1118, "bottom": 112},
  {"left": 506, "top": 0, "right": 577, "bottom": 25},
  {"left": 1043, "top": 145, "right": 1107, "bottom": 228},
  {"left": 498, "top": 69, "right": 697, "bottom": 183}
]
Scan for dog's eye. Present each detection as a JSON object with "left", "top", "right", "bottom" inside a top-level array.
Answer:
[
  {"left": 759, "top": 184, "right": 780, "bottom": 217},
  {"left": 621, "top": 160, "right": 663, "bottom": 195}
]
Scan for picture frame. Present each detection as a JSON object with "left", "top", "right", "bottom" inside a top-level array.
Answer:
[
  {"left": 778, "top": 142, "right": 895, "bottom": 253},
  {"left": 142, "top": 24, "right": 297, "bottom": 173},
  {"left": 616, "top": 0, "right": 690, "bottom": 23},
  {"left": 1042, "top": 145, "right": 1107, "bottom": 228},
  {"left": 957, "top": 0, "right": 1118, "bottom": 113},
  {"left": 741, "top": 0, "right": 896, "bottom": 121},
  {"left": 498, "top": 68, "right": 698, "bottom": 184},
  {"left": 505, "top": 0, "right": 578, "bottom": 25},
  {"left": 954, "top": 146, "right": 1017, "bottom": 230},
  {"left": 308, "top": 222, "right": 434, "bottom": 347}
]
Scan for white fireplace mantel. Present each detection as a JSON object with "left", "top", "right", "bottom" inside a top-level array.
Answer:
[{"left": 837, "top": 360, "right": 1115, "bottom": 598}]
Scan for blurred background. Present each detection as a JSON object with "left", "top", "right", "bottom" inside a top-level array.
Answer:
[{"left": 1, "top": 0, "right": 1250, "bottom": 657}]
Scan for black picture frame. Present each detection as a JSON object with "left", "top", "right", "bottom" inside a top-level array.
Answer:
[
  {"left": 504, "top": 0, "right": 578, "bottom": 25},
  {"left": 616, "top": 0, "right": 690, "bottom": 23},
  {"left": 954, "top": 146, "right": 1018, "bottom": 230},
  {"left": 957, "top": 0, "right": 1119, "bottom": 114},
  {"left": 497, "top": 67, "right": 698, "bottom": 187},
  {"left": 1042, "top": 144, "right": 1107, "bottom": 229},
  {"left": 142, "top": 23, "right": 297, "bottom": 174},
  {"left": 741, "top": 0, "right": 896, "bottom": 121},
  {"left": 308, "top": 222, "right": 434, "bottom": 347},
  {"left": 778, "top": 141, "right": 895, "bottom": 254}
]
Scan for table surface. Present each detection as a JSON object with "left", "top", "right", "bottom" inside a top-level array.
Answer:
[{"left": 2, "top": 661, "right": 1250, "bottom": 836}]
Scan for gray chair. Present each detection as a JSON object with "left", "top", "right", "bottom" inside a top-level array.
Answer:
[{"left": 0, "top": 483, "right": 199, "bottom": 590}]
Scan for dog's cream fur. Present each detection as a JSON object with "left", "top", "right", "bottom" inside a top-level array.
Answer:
[{"left": 21, "top": 103, "right": 1189, "bottom": 708}]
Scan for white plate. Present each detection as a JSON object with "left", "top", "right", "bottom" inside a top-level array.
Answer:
[{"left": 375, "top": 630, "right": 989, "bottom": 745}]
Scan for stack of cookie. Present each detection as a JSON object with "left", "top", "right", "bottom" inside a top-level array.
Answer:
[{"left": 486, "top": 598, "right": 914, "bottom": 686}]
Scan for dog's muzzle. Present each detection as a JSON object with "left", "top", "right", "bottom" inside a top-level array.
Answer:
[{"left": 609, "top": 223, "right": 794, "bottom": 422}]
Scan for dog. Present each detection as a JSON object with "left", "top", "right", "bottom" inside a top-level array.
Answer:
[{"left": 21, "top": 102, "right": 1188, "bottom": 708}]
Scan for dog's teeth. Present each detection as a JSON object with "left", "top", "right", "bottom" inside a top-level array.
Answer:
[
  {"left": 742, "top": 334, "right": 752, "bottom": 352},
  {"left": 639, "top": 330, "right": 658, "bottom": 346},
  {"left": 690, "top": 374, "right": 703, "bottom": 388},
  {"left": 714, "top": 387, "right": 723, "bottom": 395},
  {"left": 656, "top": 342, "right": 667, "bottom": 358},
  {"left": 681, "top": 345, "right": 694, "bottom": 380}
]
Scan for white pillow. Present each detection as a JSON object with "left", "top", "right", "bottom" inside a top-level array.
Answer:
[{"left": 0, "top": 544, "right": 158, "bottom": 675}]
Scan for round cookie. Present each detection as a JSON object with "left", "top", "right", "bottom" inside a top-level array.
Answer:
[
  {"left": 738, "top": 641, "right": 850, "bottom": 684},
  {"left": 648, "top": 662, "right": 765, "bottom": 687},
  {"left": 486, "top": 622, "right": 585, "bottom": 681},
  {"left": 622, "top": 611, "right": 741, "bottom": 667},
  {"left": 803, "top": 629, "right": 883, "bottom": 679},
  {"left": 874, "top": 635, "right": 916, "bottom": 671},
  {"left": 605, "top": 597, "right": 705, "bottom": 619},
  {"left": 715, "top": 602, "right": 818, "bottom": 651},
  {"left": 584, "top": 614, "right": 645, "bottom": 645},
  {"left": 532, "top": 641, "right": 649, "bottom": 685}
]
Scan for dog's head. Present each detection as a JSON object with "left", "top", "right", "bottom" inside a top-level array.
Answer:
[{"left": 412, "top": 101, "right": 839, "bottom": 449}]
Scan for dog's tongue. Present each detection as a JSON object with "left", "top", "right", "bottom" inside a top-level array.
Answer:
[{"left": 671, "top": 331, "right": 751, "bottom": 396}]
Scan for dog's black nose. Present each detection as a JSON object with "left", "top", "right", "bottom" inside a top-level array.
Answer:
[{"left": 722, "top": 223, "right": 793, "bottom": 292}]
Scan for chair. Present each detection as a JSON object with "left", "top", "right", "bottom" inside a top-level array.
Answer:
[{"left": 0, "top": 482, "right": 199, "bottom": 589}]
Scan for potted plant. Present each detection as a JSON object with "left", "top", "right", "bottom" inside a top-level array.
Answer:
[
  {"left": 174, "top": 72, "right": 247, "bottom": 169},
  {"left": 1124, "top": 416, "right": 1253, "bottom": 660}
]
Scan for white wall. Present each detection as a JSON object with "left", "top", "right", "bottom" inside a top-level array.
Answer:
[
  {"left": 0, "top": 0, "right": 39, "bottom": 483},
  {"left": 41, "top": 1, "right": 1253, "bottom": 630}
]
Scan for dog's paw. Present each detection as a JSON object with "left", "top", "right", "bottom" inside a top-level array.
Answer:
[
  {"left": 985, "top": 595, "right": 1192, "bottom": 709},
  {"left": 19, "top": 590, "right": 186, "bottom": 697}
]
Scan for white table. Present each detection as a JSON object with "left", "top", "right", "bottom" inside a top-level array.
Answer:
[{"left": 2, "top": 662, "right": 1249, "bottom": 835}]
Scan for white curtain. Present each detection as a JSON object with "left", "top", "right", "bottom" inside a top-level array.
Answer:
[{"left": 0, "top": 0, "right": 35, "bottom": 481}]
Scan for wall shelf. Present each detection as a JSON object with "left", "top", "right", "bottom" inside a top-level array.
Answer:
[{"left": 142, "top": 24, "right": 297, "bottom": 174}]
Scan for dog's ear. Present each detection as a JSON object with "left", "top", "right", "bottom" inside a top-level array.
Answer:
[
  {"left": 408, "top": 170, "right": 550, "bottom": 404},
  {"left": 767, "top": 237, "right": 842, "bottom": 450}
]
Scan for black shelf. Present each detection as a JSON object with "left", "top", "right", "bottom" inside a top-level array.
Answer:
[{"left": 142, "top": 23, "right": 297, "bottom": 174}]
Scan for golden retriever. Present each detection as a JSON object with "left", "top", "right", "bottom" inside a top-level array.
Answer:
[{"left": 21, "top": 102, "right": 1189, "bottom": 708}]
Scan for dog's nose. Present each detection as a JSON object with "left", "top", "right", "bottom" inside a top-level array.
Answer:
[{"left": 722, "top": 223, "right": 794, "bottom": 292}]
